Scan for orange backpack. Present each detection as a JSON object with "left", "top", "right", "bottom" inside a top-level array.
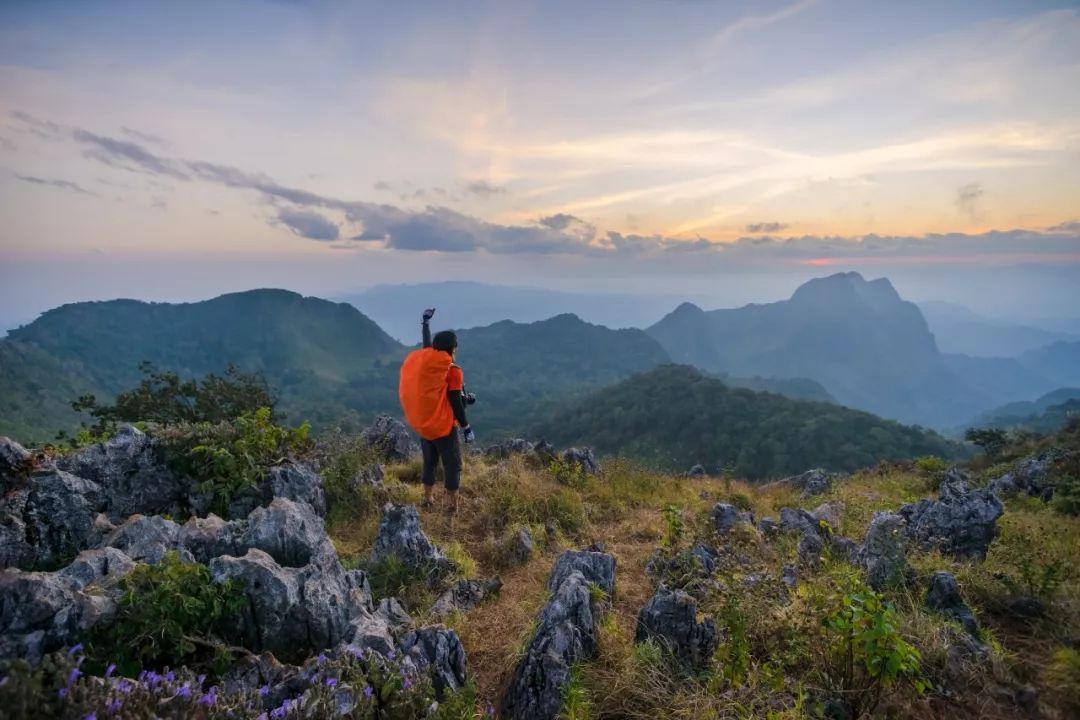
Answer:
[{"left": 399, "top": 347, "right": 455, "bottom": 440}]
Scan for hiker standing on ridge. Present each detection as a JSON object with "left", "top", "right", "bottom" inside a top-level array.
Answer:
[{"left": 399, "top": 308, "right": 475, "bottom": 513}]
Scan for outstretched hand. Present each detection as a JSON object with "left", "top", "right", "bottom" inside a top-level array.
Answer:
[{"left": 422, "top": 308, "right": 436, "bottom": 322}]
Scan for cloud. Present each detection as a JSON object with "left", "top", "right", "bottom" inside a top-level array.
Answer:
[
  {"left": 15, "top": 174, "right": 97, "bottom": 196},
  {"left": 1047, "top": 219, "right": 1080, "bottom": 233},
  {"left": 465, "top": 179, "right": 506, "bottom": 197},
  {"left": 373, "top": 180, "right": 393, "bottom": 191},
  {"left": 121, "top": 127, "right": 168, "bottom": 146},
  {"left": 745, "top": 221, "right": 789, "bottom": 233},
  {"left": 276, "top": 208, "right": 340, "bottom": 241},
  {"left": 955, "top": 182, "right": 984, "bottom": 219},
  {"left": 73, "top": 129, "right": 190, "bottom": 179}
]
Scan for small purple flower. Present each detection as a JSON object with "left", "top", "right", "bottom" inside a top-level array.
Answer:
[
  {"left": 67, "top": 667, "right": 81, "bottom": 686},
  {"left": 165, "top": 670, "right": 175, "bottom": 682},
  {"left": 283, "top": 699, "right": 291, "bottom": 710},
  {"left": 324, "top": 677, "right": 337, "bottom": 688},
  {"left": 104, "top": 663, "right": 116, "bottom": 678},
  {"left": 67, "top": 643, "right": 84, "bottom": 656},
  {"left": 117, "top": 679, "right": 134, "bottom": 694},
  {"left": 386, "top": 649, "right": 396, "bottom": 660},
  {"left": 177, "top": 685, "right": 192, "bottom": 700},
  {"left": 317, "top": 653, "right": 327, "bottom": 665},
  {"left": 348, "top": 646, "right": 364, "bottom": 659},
  {"left": 58, "top": 687, "right": 68, "bottom": 699},
  {"left": 270, "top": 709, "right": 285, "bottom": 720},
  {"left": 259, "top": 684, "right": 270, "bottom": 697},
  {"left": 487, "top": 703, "right": 496, "bottom": 716},
  {"left": 363, "top": 685, "right": 373, "bottom": 700},
  {"left": 199, "top": 687, "right": 217, "bottom": 707},
  {"left": 106, "top": 698, "right": 122, "bottom": 714},
  {"left": 197, "top": 674, "right": 206, "bottom": 687},
  {"left": 403, "top": 678, "right": 412, "bottom": 690},
  {"left": 84, "top": 714, "right": 96, "bottom": 720}
]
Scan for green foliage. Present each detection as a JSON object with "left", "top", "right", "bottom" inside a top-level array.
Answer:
[
  {"left": 559, "top": 664, "right": 593, "bottom": 720},
  {"left": 549, "top": 459, "right": 590, "bottom": 490},
  {"left": 715, "top": 598, "right": 750, "bottom": 686},
  {"left": 70, "top": 361, "right": 276, "bottom": 435},
  {"left": 165, "top": 407, "right": 310, "bottom": 515},
  {"left": 88, "top": 551, "right": 245, "bottom": 676},
  {"left": 535, "top": 365, "right": 962, "bottom": 479},
  {"left": 914, "top": 455, "right": 948, "bottom": 475},
  {"left": 1052, "top": 452, "right": 1080, "bottom": 517},
  {"left": 661, "top": 504, "right": 685, "bottom": 550},
  {"left": 816, "top": 577, "right": 925, "bottom": 717},
  {"left": 1044, "top": 647, "right": 1080, "bottom": 716},
  {"left": 485, "top": 483, "right": 587, "bottom": 536},
  {"left": 361, "top": 554, "right": 441, "bottom": 613},
  {"left": 964, "top": 427, "right": 1009, "bottom": 459}
]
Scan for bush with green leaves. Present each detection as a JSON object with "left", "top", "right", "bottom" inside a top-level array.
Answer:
[
  {"left": 660, "top": 504, "right": 684, "bottom": 550},
  {"left": 0, "top": 644, "right": 481, "bottom": 720},
  {"left": 88, "top": 551, "right": 246, "bottom": 676},
  {"left": 163, "top": 407, "right": 311, "bottom": 515},
  {"left": 815, "top": 577, "right": 925, "bottom": 717},
  {"left": 1051, "top": 453, "right": 1080, "bottom": 517},
  {"left": 1044, "top": 647, "right": 1080, "bottom": 717}
]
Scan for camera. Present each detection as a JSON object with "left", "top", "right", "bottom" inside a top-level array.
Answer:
[{"left": 463, "top": 388, "right": 477, "bottom": 405}]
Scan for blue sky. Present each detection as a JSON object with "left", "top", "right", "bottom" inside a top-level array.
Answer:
[{"left": 0, "top": 0, "right": 1078, "bottom": 324}]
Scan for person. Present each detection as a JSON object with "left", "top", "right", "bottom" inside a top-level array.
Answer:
[{"left": 398, "top": 307, "right": 475, "bottom": 513}]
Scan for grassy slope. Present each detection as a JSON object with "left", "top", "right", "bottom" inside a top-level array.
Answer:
[{"left": 324, "top": 446, "right": 1080, "bottom": 719}]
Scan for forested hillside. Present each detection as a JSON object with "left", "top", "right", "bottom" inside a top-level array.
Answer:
[{"left": 535, "top": 364, "right": 961, "bottom": 478}]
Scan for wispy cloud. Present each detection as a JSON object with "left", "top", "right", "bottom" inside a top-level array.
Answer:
[
  {"left": 277, "top": 208, "right": 339, "bottom": 241},
  {"left": 746, "top": 221, "right": 789, "bottom": 233},
  {"left": 15, "top": 174, "right": 97, "bottom": 196},
  {"left": 955, "top": 182, "right": 984, "bottom": 220}
]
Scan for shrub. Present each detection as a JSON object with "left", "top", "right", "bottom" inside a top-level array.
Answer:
[
  {"left": 813, "top": 576, "right": 925, "bottom": 717},
  {"left": 164, "top": 407, "right": 310, "bottom": 515},
  {"left": 88, "top": 551, "right": 246, "bottom": 676},
  {"left": 661, "top": 504, "right": 684, "bottom": 550},
  {"left": 1051, "top": 456, "right": 1080, "bottom": 517},
  {"left": 914, "top": 456, "right": 948, "bottom": 475},
  {"left": 550, "top": 459, "right": 590, "bottom": 490},
  {"left": 1044, "top": 648, "right": 1080, "bottom": 716}
]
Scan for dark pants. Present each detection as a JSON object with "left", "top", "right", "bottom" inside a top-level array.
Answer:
[{"left": 421, "top": 429, "right": 462, "bottom": 491}]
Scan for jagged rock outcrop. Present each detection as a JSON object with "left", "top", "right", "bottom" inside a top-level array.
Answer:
[
  {"left": 898, "top": 478, "right": 1003, "bottom": 559},
  {"left": 686, "top": 464, "right": 707, "bottom": 478},
  {"left": 208, "top": 547, "right": 371, "bottom": 662},
  {"left": 561, "top": 447, "right": 601, "bottom": 475},
  {"left": 103, "top": 513, "right": 189, "bottom": 565},
  {"left": 779, "top": 507, "right": 819, "bottom": 536},
  {"left": 239, "top": 498, "right": 335, "bottom": 569},
  {"left": 810, "top": 502, "right": 843, "bottom": 532},
  {"left": 177, "top": 513, "right": 240, "bottom": 563},
  {"left": 398, "top": 625, "right": 468, "bottom": 697},
  {"left": 257, "top": 463, "right": 327, "bottom": 519},
  {"left": 504, "top": 526, "right": 534, "bottom": 566},
  {"left": 485, "top": 439, "right": 536, "bottom": 460},
  {"left": 56, "top": 425, "right": 183, "bottom": 520},
  {"left": 0, "top": 437, "right": 33, "bottom": 489},
  {"left": 351, "top": 463, "right": 385, "bottom": 489},
  {"left": 859, "top": 512, "right": 908, "bottom": 590},
  {"left": 19, "top": 469, "right": 103, "bottom": 569},
  {"left": 370, "top": 503, "right": 453, "bottom": 581},
  {"left": 375, "top": 597, "right": 412, "bottom": 634},
  {"left": 711, "top": 502, "right": 754, "bottom": 534},
  {"left": 635, "top": 586, "right": 718, "bottom": 668},
  {"left": 926, "top": 571, "right": 979, "bottom": 637},
  {"left": 503, "top": 549, "right": 614, "bottom": 720},
  {"left": 798, "top": 530, "right": 825, "bottom": 568},
  {"left": 775, "top": 468, "right": 837, "bottom": 497},
  {"left": 988, "top": 449, "right": 1068, "bottom": 501},
  {"left": 0, "top": 546, "right": 136, "bottom": 663},
  {"left": 360, "top": 415, "right": 419, "bottom": 463},
  {"left": 547, "top": 549, "right": 616, "bottom": 597},
  {"left": 429, "top": 577, "right": 502, "bottom": 618}
]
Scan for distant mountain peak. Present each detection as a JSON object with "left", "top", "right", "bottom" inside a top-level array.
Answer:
[{"left": 790, "top": 272, "right": 899, "bottom": 305}]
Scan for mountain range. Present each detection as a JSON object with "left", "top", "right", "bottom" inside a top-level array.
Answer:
[
  {"left": 2, "top": 274, "right": 1076, "bottom": 452},
  {"left": 918, "top": 300, "right": 1078, "bottom": 357}
]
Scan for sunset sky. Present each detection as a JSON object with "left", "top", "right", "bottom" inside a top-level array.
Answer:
[{"left": 1, "top": 0, "right": 1078, "bottom": 324}]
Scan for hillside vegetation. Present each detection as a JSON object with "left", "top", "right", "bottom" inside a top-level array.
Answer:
[{"left": 535, "top": 364, "right": 961, "bottom": 478}]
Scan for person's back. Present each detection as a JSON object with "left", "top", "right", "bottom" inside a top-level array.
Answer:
[{"left": 398, "top": 308, "right": 474, "bottom": 512}]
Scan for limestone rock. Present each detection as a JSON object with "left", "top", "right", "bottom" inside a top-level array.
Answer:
[
  {"left": 899, "top": 480, "right": 1003, "bottom": 559},
  {"left": 259, "top": 462, "right": 327, "bottom": 519},
  {"left": 360, "top": 415, "right": 419, "bottom": 463},
  {"left": 686, "top": 464, "right": 707, "bottom": 478},
  {"left": 22, "top": 470, "right": 103, "bottom": 569},
  {"left": 860, "top": 512, "right": 908, "bottom": 590},
  {"left": 635, "top": 586, "right": 718, "bottom": 668},
  {"left": 429, "top": 577, "right": 502, "bottom": 618},
  {"left": 371, "top": 503, "right": 453, "bottom": 580},
  {"left": 177, "top": 514, "right": 239, "bottom": 563},
  {"left": 398, "top": 625, "right": 468, "bottom": 697},
  {"left": 779, "top": 468, "right": 835, "bottom": 497},
  {"left": 547, "top": 549, "right": 616, "bottom": 597},
  {"left": 0, "top": 437, "right": 32, "bottom": 491},
  {"left": 56, "top": 425, "right": 183, "bottom": 519},
  {"left": 711, "top": 503, "right": 753, "bottom": 534},
  {"left": 561, "top": 447, "right": 601, "bottom": 475},
  {"left": 103, "top": 514, "right": 187, "bottom": 565},
  {"left": 485, "top": 439, "right": 536, "bottom": 460},
  {"left": 505, "top": 526, "right": 534, "bottom": 566},
  {"left": 926, "top": 571, "right": 979, "bottom": 637},
  {"left": 240, "top": 498, "right": 336, "bottom": 568}
]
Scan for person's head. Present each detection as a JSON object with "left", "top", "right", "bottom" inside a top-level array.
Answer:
[{"left": 432, "top": 330, "right": 458, "bottom": 357}]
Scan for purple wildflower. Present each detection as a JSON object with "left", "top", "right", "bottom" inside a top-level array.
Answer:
[
  {"left": 270, "top": 709, "right": 285, "bottom": 720},
  {"left": 317, "top": 653, "right": 327, "bottom": 665},
  {"left": 325, "top": 677, "right": 338, "bottom": 688},
  {"left": 283, "top": 699, "right": 291, "bottom": 710},
  {"left": 165, "top": 670, "right": 175, "bottom": 682},
  {"left": 363, "top": 685, "right": 373, "bottom": 699},
  {"left": 487, "top": 703, "right": 496, "bottom": 716},
  {"left": 199, "top": 687, "right": 217, "bottom": 707},
  {"left": 177, "top": 685, "right": 192, "bottom": 700},
  {"left": 84, "top": 714, "right": 96, "bottom": 720},
  {"left": 58, "top": 687, "right": 68, "bottom": 699},
  {"left": 348, "top": 646, "right": 364, "bottom": 659},
  {"left": 67, "top": 643, "right": 84, "bottom": 656},
  {"left": 117, "top": 679, "right": 134, "bottom": 694},
  {"left": 387, "top": 649, "right": 396, "bottom": 660},
  {"left": 197, "top": 674, "right": 206, "bottom": 687},
  {"left": 67, "top": 667, "right": 81, "bottom": 686},
  {"left": 106, "top": 698, "right": 122, "bottom": 714},
  {"left": 259, "top": 684, "right": 270, "bottom": 697},
  {"left": 403, "top": 678, "right": 412, "bottom": 690},
  {"left": 104, "top": 664, "right": 116, "bottom": 679}
]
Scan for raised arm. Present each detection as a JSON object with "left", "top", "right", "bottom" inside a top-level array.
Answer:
[{"left": 422, "top": 308, "right": 435, "bottom": 348}]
